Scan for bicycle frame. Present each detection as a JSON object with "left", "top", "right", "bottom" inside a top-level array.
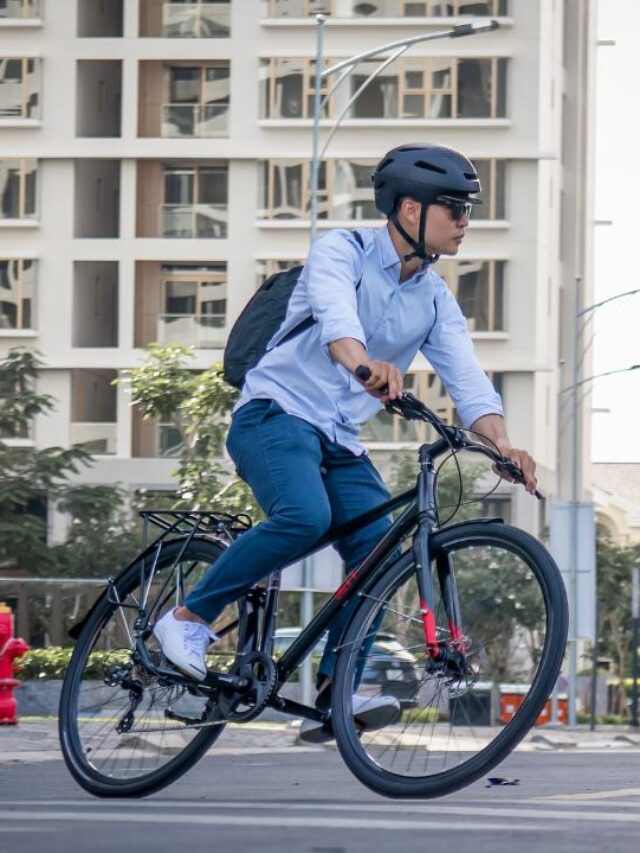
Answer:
[{"left": 247, "top": 434, "right": 467, "bottom": 714}]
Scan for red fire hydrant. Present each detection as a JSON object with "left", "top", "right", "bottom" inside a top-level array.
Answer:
[{"left": 0, "top": 602, "right": 30, "bottom": 725}]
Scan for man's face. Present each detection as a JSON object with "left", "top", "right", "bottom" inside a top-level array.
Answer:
[
  {"left": 398, "top": 196, "right": 471, "bottom": 256},
  {"left": 424, "top": 200, "right": 470, "bottom": 255}
]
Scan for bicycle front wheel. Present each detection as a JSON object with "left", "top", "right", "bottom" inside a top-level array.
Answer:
[
  {"left": 59, "top": 537, "right": 238, "bottom": 797},
  {"left": 331, "top": 522, "right": 568, "bottom": 799}
]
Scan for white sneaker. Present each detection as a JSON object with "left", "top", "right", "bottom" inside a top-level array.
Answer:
[{"left": 153, "top": 609, "right": 218, "bottom": 682}]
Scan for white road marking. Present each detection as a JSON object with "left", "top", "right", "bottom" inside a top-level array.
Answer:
[
  {"left": 534, "top": 787, "right": 640, "bottom": 801},
  {"left": 2, "top": 800, "right": 640, "bottom": 825},
  {"left": 0, "top": 810, "right": 549, "bottom": 833}
]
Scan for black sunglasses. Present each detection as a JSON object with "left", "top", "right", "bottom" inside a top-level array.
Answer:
[{"left": 436, "top": 197, "right": 474, "bottom": 221}]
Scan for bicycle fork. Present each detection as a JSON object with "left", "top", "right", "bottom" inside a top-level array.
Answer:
[{"left": 413, "top": 445, "right": 464, "bottom": 661}]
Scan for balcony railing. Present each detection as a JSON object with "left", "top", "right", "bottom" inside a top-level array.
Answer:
[
  {"left": 162, "top": 2, "right": 231, "bottom": 37},
  {"left": 71, "top": 422, "right": 117, "bottom": 455},
  {"left": 161, "top": 204, "right": 227, "bottom": 238},
  {"left": 0, "top": 0, "right": 41, "bottom": 18},
  {"left": 161, "top": 103, "right": 229, "bottom": 137},
  {"left": 157, "top": 313, "right": 226, "bottom": 348}
]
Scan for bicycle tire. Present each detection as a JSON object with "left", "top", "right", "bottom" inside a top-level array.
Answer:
[
  {"left": 331, "top": 521, "right": 568, "bottom": 799},
  {"left": 59, "top": 537, "right": 230, "bottom": 798}
]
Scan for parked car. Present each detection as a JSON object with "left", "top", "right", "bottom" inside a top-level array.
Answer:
[{"left": 273, "top": 627, "right": 420, "bottom": 708}]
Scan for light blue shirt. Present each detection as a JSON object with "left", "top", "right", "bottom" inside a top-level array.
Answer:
[{"left": 237, "top": 225, "right": 503, "bottom": 455}]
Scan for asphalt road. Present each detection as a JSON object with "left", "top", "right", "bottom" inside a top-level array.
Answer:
[{"left": 2, "top": 734, "right": 640, "bottom": 853}]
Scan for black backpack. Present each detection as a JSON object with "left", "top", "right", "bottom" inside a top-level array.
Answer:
[{"left": 223, "top": 230, "right": 364, "bottom": 389}]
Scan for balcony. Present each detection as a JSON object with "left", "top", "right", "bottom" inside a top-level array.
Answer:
[
  {"left": 162, "top": 2, "right": 230, "bottom": 37},
  {"left": 139, "top": 0, "right": 230, "bottom": 37},
  {"left": 70, "top": 422, "right": 117, "bottom": 455},
  {"left": 161, "top": 102, "right": 228, "bottom": 137},
  {"left": 0, "top": 1, "right": 42, "bottom": 21},
  {"left": 157, "top": 313, "right": 225, "bottom": 348},
  {"left": 161, "top": 203, "right": 227, "bottom": 238}
]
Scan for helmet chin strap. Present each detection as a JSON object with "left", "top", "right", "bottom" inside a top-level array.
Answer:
[{"left": 390, "top": 203, "right": 438, "bottom": 264}]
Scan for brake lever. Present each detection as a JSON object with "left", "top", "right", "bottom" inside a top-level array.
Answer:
[{"left": 495, "top": 459, "right": 543, "bottom": 501}]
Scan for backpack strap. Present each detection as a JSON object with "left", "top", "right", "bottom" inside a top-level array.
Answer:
[{"left": 278, "top": 228, "right": 366, "bottom": 347}]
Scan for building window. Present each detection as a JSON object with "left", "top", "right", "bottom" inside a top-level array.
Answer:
[
  {"left": 161, "top": 0, "right": 231, "bottom": 38},
  {"left": 0, "top": 57, "right": 40, "bottom": 118},
  {"left": 255, "top": 258, "right": 304, "bottom": 289},
  {"left": 158, "top": 262, "right": 227, "bottom": 348},
  {"left": 260, "top": 58, "right": 330, "bottom": 119},
  {"left": 0, "top": 258, "right": 34, "bottom": 330},
  {"left": 259, "top": 159, "right": 379, "bottom": 221},
  {"left": 0, "top": 1, "right": 42, "bottom": 18},
  {"left": 478, "top": 495, "right": 511, "bottom": 523},
  {"left": 0, "top": 159, "right": 37, "bottom": 219},
  {"left": 434, "top": 259, "right": 505, "bottom": 332},
  {"left": 70, "top": 368, "right": 118, "bottom": 456},
  {"left": 259, "top": 158, "right": 505, "bottom": 222},
  {"left": 163, "top": 63, "right": 230, "bottom": 137},
  {"left": 260, "top": 56, "right": 507, "bottom": 120},
  {"left": 263, "top": 1, "right": 508, "bottom": 18},
  {"left": 473, "top": 158, "right": 506, "bottom": 220},
  {"left": 360, "top": 370, "right": 504, "bottom": 444},
  {"left": 162, "top": 165, "right": 228, "bottom": 238}
]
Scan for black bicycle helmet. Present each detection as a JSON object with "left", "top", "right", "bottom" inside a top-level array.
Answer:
[{"left": 371, "top": 143, "right": 482, "bottom": 261}]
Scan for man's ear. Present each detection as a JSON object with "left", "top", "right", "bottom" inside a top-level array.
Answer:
[{"left": 397, "top": 196, "right": 418, "bottom": 223}]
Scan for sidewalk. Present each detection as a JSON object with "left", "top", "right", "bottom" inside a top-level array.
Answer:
[{"left": 2, "top": 718, "right": 640, "bottom": 764}]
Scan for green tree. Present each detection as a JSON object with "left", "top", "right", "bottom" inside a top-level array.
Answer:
[
  {"left": 596, "top": 534, "right": 639, "bottom": 682},
  {"left": 0, "top": 349, "right": 90, "bottom": 572},
  {"left": 118, "top": 344, "right": 260, "bottom": 517}
]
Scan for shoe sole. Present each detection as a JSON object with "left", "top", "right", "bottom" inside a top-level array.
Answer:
[{"left": 299, "top": 703, "right": 402, "bottom": 744}]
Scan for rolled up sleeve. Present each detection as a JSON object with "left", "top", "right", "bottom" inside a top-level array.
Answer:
[
  {"left": 421, "top": 282, "right": 504, "bottom": 428},
  {"left": 304, "top": 230, "right": 366, "bottom": 349}
]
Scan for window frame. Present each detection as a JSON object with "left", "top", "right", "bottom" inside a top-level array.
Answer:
[
  {"left": 434, "top": 258, "right": 506, "bottom": 333},
  {"left": 0, "top": 158, "right": 37, "bottom": 219},
  {"left": 0, "top": 57, "right": 40, "bottom": 119},
  {"left": 161, "top": 164, "right": 228, "bottom": 238},
  {"left": 259, "top": 157, "right": 506, "bottom": 222},
  {"left": 164, "top": 61, "right": 230, "bottom": 137},
  {"left": 0, "top": 257, "right": 35, "bottom": 331},
  {"left": 261, "top": 56, "right": 507, "bottom": 120},
  {"left": 161, "top": 262, "right": 227, "bottom": 323}
]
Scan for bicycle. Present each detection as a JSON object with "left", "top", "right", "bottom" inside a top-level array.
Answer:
[{"left": 59, "top": 387, "right": 568, "bottom": 799}]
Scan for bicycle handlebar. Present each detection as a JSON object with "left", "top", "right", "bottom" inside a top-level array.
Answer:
[{"left": 354, "top": 364, "right": 542, "bottom": 500}]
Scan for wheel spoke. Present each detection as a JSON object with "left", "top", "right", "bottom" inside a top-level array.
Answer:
[{"left": 333, "top": 528, "right": 564, "bottom": 792}]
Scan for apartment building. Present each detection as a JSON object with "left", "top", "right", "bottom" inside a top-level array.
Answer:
[{"left": 0, "top": 0, "right": 596, "bottom": 558}]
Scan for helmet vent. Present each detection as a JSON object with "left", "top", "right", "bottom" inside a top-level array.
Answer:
[
  {"left": 464, "top": 171, "right": 477, "bottom": 180},
  {"left": 414, "top": 159, "right": 447, "bottom": 175},
  {"left": 377, "top": 158, "right": 394, "bottom": 172}
]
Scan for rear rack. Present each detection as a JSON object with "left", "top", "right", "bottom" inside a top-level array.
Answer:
[{"left": 139, "top": 510, "right": 252, "bottom": 552}]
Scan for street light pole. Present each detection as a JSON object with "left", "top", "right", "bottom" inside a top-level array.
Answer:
[{"left": 309, "top": 15, "right": 500, "bottom": 244}]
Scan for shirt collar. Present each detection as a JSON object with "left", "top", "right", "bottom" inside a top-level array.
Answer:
[{"left": 375, "top": 224, "right": 431, "bottom": 276}]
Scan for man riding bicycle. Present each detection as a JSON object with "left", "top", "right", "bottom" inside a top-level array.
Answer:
[{"left": 154, "top": 143, "right": 538, "bottom": 741}]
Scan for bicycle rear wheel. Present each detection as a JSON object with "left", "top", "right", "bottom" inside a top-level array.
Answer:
[
  {"left": 331, "top": 522, "right": 568, "bottom": 798},
  {"left": 59, "top": 537, "right": 239, "bottom": 797}
]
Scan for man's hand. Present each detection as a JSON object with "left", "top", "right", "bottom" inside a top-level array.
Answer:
[
  {"left": 356, "top": 360, "right": 403, "bottom": 402},
  {"left": 494, "top": 439, "right": 538, "bottom": 495}
]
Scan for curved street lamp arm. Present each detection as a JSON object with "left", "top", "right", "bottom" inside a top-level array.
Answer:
[
  {"left": 321, "top": 20, "right": 500, "bottom": 79},
  {"left": 318, "top": 45, "right": 410, "bottom": 163}
]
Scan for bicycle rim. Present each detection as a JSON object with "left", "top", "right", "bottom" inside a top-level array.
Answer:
[
  {"left": 332, "top": 524, "right": 567, "bottom": 797},
  {"left": 59, "top": 538, "right": 239, "bottom": 794}
]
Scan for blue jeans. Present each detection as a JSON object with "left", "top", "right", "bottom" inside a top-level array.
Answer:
[{"left": 184, "top": 399, "right": 393, "bottom": 683}]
